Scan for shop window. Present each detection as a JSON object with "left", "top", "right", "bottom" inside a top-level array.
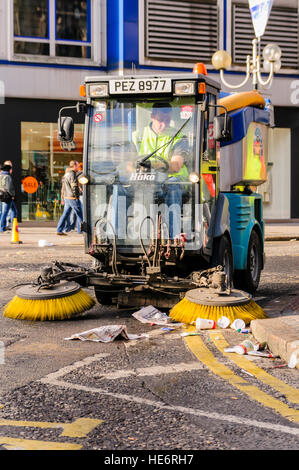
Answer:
[
  {"left": 21, "top": 122, "right": 84, "bottom": 222},
  {"left": 13, "top": 0, "right": 99, "bottom": 63}
]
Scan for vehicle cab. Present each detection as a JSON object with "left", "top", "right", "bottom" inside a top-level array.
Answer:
[{"left": 79, "top": 72, "right": 224, "bottom": 272}]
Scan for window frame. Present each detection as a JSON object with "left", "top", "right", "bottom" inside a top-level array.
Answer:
[
  {"left": 9, "top": 0, "right": 105, "bottom": 66},
  {"left": 139, "top": 0, "right": 222, "bottom": 69},
  {"left": 227, "top": 0, "right": 299, "bottom": 75}
]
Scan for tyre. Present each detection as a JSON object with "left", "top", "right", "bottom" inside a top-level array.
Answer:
[
  {"left": 212, "top": 234, "right": 234, "bottom": 287},
  {"left": 233, "top": 230, "right": 263, "bottom": 294},
  {"left": 94, "top": 287, "right": 113, "bottom": 306}
]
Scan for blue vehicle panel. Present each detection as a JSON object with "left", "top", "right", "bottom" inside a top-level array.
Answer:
[
  {"left": 223, "top": 192, "right": 264, "bottom": 270},
  {"left": 221, "top": 106, "right": 270, "bottom": 148}
]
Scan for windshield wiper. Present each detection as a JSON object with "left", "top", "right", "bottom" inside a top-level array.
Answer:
[{"left": 138, "top": 117, "right": 191, "bottom": 167}]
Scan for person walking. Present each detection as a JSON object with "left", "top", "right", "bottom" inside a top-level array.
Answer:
[
  {"left": 65, "top": 162, "right": 84, "bottom": 233},
  {"left": 56, "top": 160, "right": 83, "bottom": 236},
  {"left": 0, "top": 164, "right": 18, "bottom": 233},
  {"left": 3, "top": 160, "right": 18, "bottom": 230},
  {"left": 59, "top": 167, "right": 73, "bottom": 233},
  {"left": 77, "top": 161, "right": 84, "bottom": 214}
]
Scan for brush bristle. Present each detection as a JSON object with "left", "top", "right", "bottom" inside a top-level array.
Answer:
[
  {"left": 169, "top": 298, "right": 266, "bottom": 325},
  {"left": 3, "top": 289, "right": 95, "bottom": 321}
]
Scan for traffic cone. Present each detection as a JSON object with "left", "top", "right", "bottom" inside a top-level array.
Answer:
[{"left": 11, "top": 218, "right": 22, "bottom": 245}]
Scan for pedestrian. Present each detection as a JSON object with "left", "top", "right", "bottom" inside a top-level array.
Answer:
[
  {"left": 77, "top": 161, "right": 84, "bottom": 213},
  {"left": 65, "top": 162, "right": 84, "bottom": 233},
  {"left": 3, "top": 160, "right": 18, "bottom": 230},
  {"left": 0, "top": 164, "right": 18, "bottom": 233},
  {"left": 56, "top": 160, "right": 83, "bottom": 236},
  {"left": 59, "top": 167, "right": 73, "bottom": 233}
]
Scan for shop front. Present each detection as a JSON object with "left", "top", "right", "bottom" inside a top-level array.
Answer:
[
  {"left": 21, "top": 122, "right": 83, "bottom": 222},
  {"left": 0, "top": 98, "right": 85, "bottom": 225}
]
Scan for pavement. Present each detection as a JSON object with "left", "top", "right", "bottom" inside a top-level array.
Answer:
[
  {"left": 264, "top": 221, "right": 299, "bottom": 241},
  {"left": 0, "top": 221, "right": 298, "bottom": 368}
]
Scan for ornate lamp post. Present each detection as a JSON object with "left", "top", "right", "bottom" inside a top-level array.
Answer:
[{"left": 212, "top": 39, "right": 282, "bottom": 90}]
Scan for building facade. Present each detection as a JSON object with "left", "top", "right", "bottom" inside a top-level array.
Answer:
[{"left": 0, "top": 0, "right": 298, "bottom": 223}]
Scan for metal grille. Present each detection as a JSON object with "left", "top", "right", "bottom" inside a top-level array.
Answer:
[
  {"left": 233, "top": 4, "right": 299, "bottom": 70},
  {"left": 145, "top": 0, "right": 218, "bottom": 64}
]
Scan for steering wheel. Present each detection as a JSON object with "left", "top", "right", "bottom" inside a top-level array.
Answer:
[{"left": 152, "top": 155, "right": 169, "bottom": 172}]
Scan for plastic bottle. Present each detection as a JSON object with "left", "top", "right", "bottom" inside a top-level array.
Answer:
[{"left": 196, "top": 318, "right": 216, "bottom": 330}]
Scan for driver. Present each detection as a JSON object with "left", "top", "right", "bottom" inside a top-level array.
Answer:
[
  {"left": 133, "top": 103, "right": 189, "bottom": 179},
  {"left": 132, "top": 103, "right": 190, "bottom": 239}
]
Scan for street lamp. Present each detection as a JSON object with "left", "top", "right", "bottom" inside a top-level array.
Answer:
[{"left": 212, "top": 39, "right": 282, "bottom": 90}]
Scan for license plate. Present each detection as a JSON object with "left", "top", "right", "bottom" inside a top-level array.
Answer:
[{"left": 109, "top": 78, "right": 172, "bottom": 94}]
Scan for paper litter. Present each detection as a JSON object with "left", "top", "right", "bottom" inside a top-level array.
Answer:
[
  {"left": 132, "top": 305, "right": 178, "bottom": 326},
  {"left": 64, "top": 325, "right": 148, "bottom": 343}
]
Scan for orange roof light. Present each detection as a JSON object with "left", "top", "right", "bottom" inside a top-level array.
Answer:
[
  {"left": 80, "top": 84, "right": 86, "bottom": 97},
  {"left": 193, "top": 62, "right": 208, "bottom": 75},
  {"left": 198, "top": 82, "right": 206, "bottom": 94}
]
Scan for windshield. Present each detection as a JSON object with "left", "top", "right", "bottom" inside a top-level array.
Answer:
[{"left": 87, "top": 97, "right": 200, "bottom": 249}]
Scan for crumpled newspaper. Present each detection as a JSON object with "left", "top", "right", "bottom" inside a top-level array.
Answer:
[
  {"left": 132, "top": 305, "right": 180, "bottom": 326},
  {"left": 64, "top": 325, "right": 148, "bottom": 343}
]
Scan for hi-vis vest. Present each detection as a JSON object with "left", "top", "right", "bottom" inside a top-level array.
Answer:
[{"left": 132, "top": 125, "right": 189, "bottom": 181}]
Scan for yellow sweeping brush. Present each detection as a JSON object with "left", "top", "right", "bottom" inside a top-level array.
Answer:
[
  {"left": 169, "top": 288, "right": 266, "bottom": 325},
  {"left": 3, "top": 281, "right": 95, "bottom": 321}
]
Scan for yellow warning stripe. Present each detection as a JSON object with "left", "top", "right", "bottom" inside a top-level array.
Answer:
[
  {"left": 0, "top": 417, "right": 103, "bottom": 438},
  {"left": 184, "top": 331, "right": 299, "bottom": 423},
  {"left": 209, "top": 331, "right": 299, "bottom": 405},
  {"left": 0, "top": 437, "right": 82, "bottom": 451}
]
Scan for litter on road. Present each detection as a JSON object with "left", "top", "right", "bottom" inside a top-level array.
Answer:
[
  {"left": 230, "top": 319, "right": 246, "bottom": 331},
  {"left": 247, "top": 350, "right": 278, "bottom": 358},
  {"left": 64, "top": 325, "right": 149, "bottom": 343},
  {"left": 224, "top": 339, "right": 279, "bottom": 359},
  {"left": 38, "top": 240, "right": 54, "bottom": 247},
  {"left": 288, "top": 349, "right": 299, "bottom": 369},
  {"left": 132, "top": 305, "right": 182, "bottom": 327}
]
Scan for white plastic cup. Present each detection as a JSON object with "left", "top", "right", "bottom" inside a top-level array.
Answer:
[
  {"left": 234, "top": 340, "right": 256, "bottom": 355},
  {"left": 217, "top": 316, "right": 230, "bottom": 329},
  {"left": 196, "top": 318, "right": 216, "bottom": 330},
  {"left": 230, "top": 319, "right": 246, "bottom": 331},
  {"left": 288, "top": 349, "right": 299, "bottom": 369}
]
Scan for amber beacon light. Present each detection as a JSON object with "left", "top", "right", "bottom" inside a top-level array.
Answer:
[
  {"left": 80, "top": 85, "right": 86, "bottom": 97},
  {"left": 193, "top": 62, "right": 208, "bottom": 75}
]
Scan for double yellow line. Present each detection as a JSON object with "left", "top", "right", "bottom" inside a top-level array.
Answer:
[{"left": 184, "top": 331, "right": 299, "bottom": 423}]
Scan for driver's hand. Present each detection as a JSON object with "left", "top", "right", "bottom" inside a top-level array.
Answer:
[
  {"left": 126, "top": 161, "right": 135, "bottom": 172},
  {"left": 137, "top": 160, "right": 151, "bottom": 170}
]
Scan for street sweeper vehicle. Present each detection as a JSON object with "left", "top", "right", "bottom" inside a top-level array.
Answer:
[{"left": 3, "top": 69, "right": 271, "bottom": 324}]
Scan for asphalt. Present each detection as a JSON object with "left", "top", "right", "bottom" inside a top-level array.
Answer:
[{"left": 0, "top": 221, "right": 298, "bottom": 368}]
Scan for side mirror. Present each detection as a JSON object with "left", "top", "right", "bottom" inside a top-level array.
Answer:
[
  {"left": 58, "top": 116, "right": 74, "bottom": 142},
  {"left": 213, "top": 115, "right": 232, "bottom": 142}
]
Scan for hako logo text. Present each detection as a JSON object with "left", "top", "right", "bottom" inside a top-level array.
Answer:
[{"left": 130, "top": 173, "right": 156, "bottom": 181}]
